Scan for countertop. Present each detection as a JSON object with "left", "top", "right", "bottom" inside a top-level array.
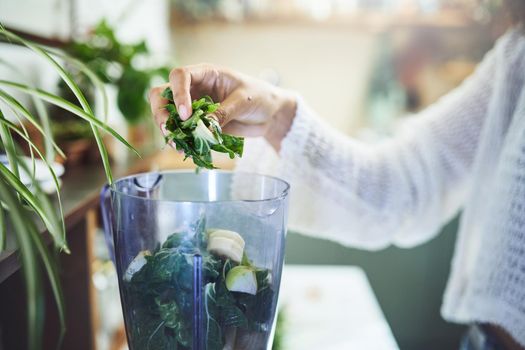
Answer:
[{"left": 279, "top": 265, "right": 399, "bottom": 350}]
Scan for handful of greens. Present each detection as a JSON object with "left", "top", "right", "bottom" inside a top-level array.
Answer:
[
  {"left": 123, "top": 220, "right": 275, "bottom": 350},
  {"left": 161, "top": 88, "right": 244, "bottom": 169}
]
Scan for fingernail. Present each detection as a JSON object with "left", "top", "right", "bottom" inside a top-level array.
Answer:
[
  {"left": 160, "top": 124, "right": 177, "bottom": 149},
  {"left": 179, "top": 105, "right": 188, "bottom": 120}
]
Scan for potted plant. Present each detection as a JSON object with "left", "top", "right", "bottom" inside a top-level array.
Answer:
[
  {"left": 0, "top": 26, "right": 138, "bottom": 349},
  {"left": 60, "top": 20, "right": 170, "bottom": 154}
]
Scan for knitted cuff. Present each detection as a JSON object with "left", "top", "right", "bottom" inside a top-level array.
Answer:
[{"left": 280, "top": 94, "right": 315, "bottom": 167}]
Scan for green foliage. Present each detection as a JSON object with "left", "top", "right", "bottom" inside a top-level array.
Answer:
[
  {"left": 0, "top": 205, "right": 5, "bottom": 251},
  {"left": 124, "top": 221, "right": 274, "bottom": 350},
  {"left": 203, "top": 283, "right": 224, "bottom": 350},
  {"left": 0, "top": 26, "right": 138, "bottom": 349},
  {"left": 116, "top": 67, "right": 151, "bottom": 122},
  {"left": 162, "top": 87, "right": 244, "bottom": 170},
  {"left": 212, "top": 134, "right": 244, "bottom": 159},
  {"left": 65, "top": 20, "right": 170, "bottom": 124}
]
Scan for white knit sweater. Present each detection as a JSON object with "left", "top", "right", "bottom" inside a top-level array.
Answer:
[{"left": 236, "top": 27, "right": 525, "bottom": 346}]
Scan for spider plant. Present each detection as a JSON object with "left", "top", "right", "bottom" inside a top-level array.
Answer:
[{"left": 0, "top": 26, "right": 139, "bottom": 350}]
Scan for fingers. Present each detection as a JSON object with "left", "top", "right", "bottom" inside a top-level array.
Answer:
[
  {"left": 153, "top": 63, "right": 262, "bottom": 142},
  {"left": 169, "top": 64, "right": 217, "bottom": 120},
  {"left": 221, "top": 121, "right": 266, "bottom": 137},
  {"left": 149, "top": 83, "right": 170, "bottom": 130},
  {"left": 209, "top": 88, "right": 249, "bottom": 126},
  {"left": 149, "top": 84, "right": 178, "bottom": 150}
]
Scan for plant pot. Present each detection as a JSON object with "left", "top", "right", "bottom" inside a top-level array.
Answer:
[{"left": 55, "top": 138, "right": 101, "bottom": 169}]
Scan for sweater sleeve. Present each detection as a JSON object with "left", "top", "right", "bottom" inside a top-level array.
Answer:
[{"left": 236, "top": 43, "right": 498, "bottom": 250}]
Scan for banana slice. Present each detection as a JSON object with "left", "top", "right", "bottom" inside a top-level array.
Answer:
[
  {"left": 123, "top": 250, "right": 151, "bottom": 281},
  {"left": 226, "top": 266, "right": 257, "bottom": 295},
  {"left": 208, "top": 230, "right": 245, "bottom": 249},
  {"left": 207, "top": 229, "right": 245, "bottom": 263},
  {"left": 207, "top": 237, "right": 243, "bottom": 263}
]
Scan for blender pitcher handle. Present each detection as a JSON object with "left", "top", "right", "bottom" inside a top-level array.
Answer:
[{"left": 100, "top": 184, "right": 115, "bottom": 263}]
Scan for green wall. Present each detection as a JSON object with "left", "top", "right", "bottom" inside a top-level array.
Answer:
[{"left": 284, "top": 218, "right": 465, "bottom": 350}]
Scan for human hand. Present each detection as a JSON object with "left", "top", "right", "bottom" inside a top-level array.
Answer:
[{"left": 149, "top": 64, "right": 297, "bottom": 151}]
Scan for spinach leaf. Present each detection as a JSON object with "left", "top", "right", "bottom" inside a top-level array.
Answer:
[
  {"left": 236, "top": 286, "right": 275, "bottom": 332},
  {"left": 203, "top": 254, "right": 222, "bottom": 281},
  {"left": 204, "top": 283, "right": 224, "bottom": 350},
  {"left": 221, "top": 134, "right": 244, "bottom": 157},
  {"left": 161, "top": 234, "right": 184, "bottom": 249},
  {"left": 155, "top": 291, "right": 191, "bottom": 347},
  {"left": 215, "top": 280, "right": 249, "bottom": 329},
  {"left": 124, "top": 223, "right": 275, "bottom": 350},
  {"left": 161, "top": 87, "right": 244, "bottom": 170},
  {"left": 145, "top": 321, "right": 177, "bottom": 350}
]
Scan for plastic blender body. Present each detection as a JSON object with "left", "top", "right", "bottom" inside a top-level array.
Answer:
[{"left": 100, "top": 171, "right": 289, "bottom": 350}]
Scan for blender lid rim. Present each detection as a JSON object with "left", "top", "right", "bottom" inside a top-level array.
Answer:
[{"left": 107, "top": 169, "right": 291, "bottom": 204}]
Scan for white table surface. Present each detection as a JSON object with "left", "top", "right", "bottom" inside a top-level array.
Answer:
[{"left": 278, "top": 265, "right": 399, "bottom": 350}]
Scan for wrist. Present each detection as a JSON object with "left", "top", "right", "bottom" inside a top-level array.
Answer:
[{"left": 265, "top": 88, "right": 297, "bottom": 152}]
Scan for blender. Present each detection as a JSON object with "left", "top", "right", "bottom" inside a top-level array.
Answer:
[{"left": 100, "top": 170, "right": 289, "bottom": 350}]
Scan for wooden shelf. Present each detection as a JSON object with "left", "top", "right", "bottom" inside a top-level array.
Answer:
[
  {"left": 171, "top": 9, "right": 480, "bottom": 31},
  {"left": 0, "top": 26, "right": 70, "bottom": 48}
]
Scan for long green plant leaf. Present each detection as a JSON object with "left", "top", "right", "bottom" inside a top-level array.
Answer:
[
  {"left": 33, "top": 94, "right": 54, "bottom": 161},
  {"left": 0, "top": 178, "right": 43, "bottom": 350},
  {"left": 0, "top": 80, "right": 138, "bottom": 158},
  {"left": 0, "top": 110, "right": 19, "bottom": 178},
  {"left": 0, "top": 27, "right": 139, "bottom": 349},
  {"left": 0, "top": 117, "right": 67, "bottom": 346},
  {"left": 11, "top": 109, "right": 36, "bottom": 179},
  {"left": 47, "top": 55, "right": 113, "bottom": 184},
  {"left": 0, "top": 89, "right": 65, "bottom": 158},
  {"left": 40, "top": 49, "right": 113, "bottom": 185},
  {"left": 0, "top": 205, "right": 5, "bottom": 251},
  {"left": 34, "top": 50, "right": 114, "bottom": 182},
  {"left": 0, "top": 162, "right": 67, "bottom": 250},
  {"left": 46, "top": 49, "right": 109, "bottom": 122},
  {"left": 0, "top": 113, "right": 66, "bottom": 250},
  {"left": 26, "top": 204, "right": 67, "bottom": 348},
  {"left": 0, "top": 81, "right": 119, "bottom": 183},
  {"left": 0, "top": 115, "right": 67, "bottom": 249},
  {"left": 0, "top": 57, "right": 55, "bottom": 161},
  {"left": 0, "top": 29, "right": 120, "bottom": 184}
]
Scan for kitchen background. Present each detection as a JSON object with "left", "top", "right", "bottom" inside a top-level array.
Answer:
[{"left": 0, "top": 0, "right": 503, "bottom": 349}]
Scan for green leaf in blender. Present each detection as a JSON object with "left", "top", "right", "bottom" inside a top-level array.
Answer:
[
  {"left": 124, "top": 223, "right": 274, "bottom": 349},
  {"left": 204, "top": 282, "right": 224, "bottom": 350}
]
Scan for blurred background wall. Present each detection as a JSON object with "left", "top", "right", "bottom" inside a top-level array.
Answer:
[{"left": 171, "top": 22, "right": 377, "bottom": 132}]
